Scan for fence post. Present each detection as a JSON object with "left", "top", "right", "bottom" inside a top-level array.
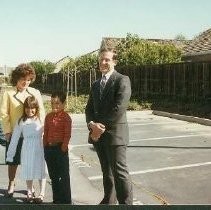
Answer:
[{"left": 66, "top": 67, "right": 70, "bottom": 109}]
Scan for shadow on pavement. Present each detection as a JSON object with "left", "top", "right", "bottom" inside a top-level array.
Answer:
[{"left": 0, "top": 189, "right": 26, "bottom": 204}]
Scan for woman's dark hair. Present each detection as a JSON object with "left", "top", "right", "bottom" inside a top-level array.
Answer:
[
  {"left": 11, "top": 63, "right": 36, "bottom": 86},
  {"left": 19, "top": 96, "right": 39, "bottom": 123}
]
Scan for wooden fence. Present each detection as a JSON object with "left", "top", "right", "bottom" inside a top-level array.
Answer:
[
  {"left": 119, "top": 62, "right": 211, "bottom": 101},
  {"left": 34, "top": 61, "right": 211, "bottom": 102}
]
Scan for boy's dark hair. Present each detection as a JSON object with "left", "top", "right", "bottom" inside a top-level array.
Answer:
[{"left": 51, "top": 91, "right": 67, "bottom": 103}]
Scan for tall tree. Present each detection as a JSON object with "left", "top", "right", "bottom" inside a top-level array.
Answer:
[
  {"left": 116, "top": 34, "right": 182, "bottom": 67},
  {"left": 30, "top": 60, "right": 55, "bottom": 75},
  {"left": 175, "top": 34, "right": 187, "bottom": 41}
]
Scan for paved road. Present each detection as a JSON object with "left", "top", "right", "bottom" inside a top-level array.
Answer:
[{"left": 70, "top": 110, "right": 211, "bottom": 204}]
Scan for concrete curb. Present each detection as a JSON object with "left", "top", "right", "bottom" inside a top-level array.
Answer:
[{"left": 152, "top": 110, "right": 211, "bottom": 126}]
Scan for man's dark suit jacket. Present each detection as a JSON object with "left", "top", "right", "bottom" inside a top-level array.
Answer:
[{"left": 85, "top": 70, "right": 131, "bottom": 145}]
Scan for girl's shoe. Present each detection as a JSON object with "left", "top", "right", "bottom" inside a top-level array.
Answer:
[
  {"left": 26, "top": 193, "right": 34, "bottom": 203},
  {"left": 34, "top": 195, "right": 44, "bottom": 204},
  {"left": 32, "top": 186, "right": 36, "bottom": 198}
]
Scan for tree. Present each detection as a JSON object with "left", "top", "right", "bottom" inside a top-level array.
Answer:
[
  {"left": 175, "top": 34, "right": 187, "bottom": 41},
  {"left": 30, "top": 60, "right": 55, "bottom": 75},
  {"left": 75, "top": 54, "right": 98, "bottom": 88},
  {"left": 75, "top": 54, "right": 98, "bottom": 72},
  {"left": 116, "top": 33, "right": 182, "bottom": 67},
  {"left": 30, "top": 60, "right": 55, "bottom": 90},
  {"left": 62, "top": 57, "right": 76, "bottom": 97}
]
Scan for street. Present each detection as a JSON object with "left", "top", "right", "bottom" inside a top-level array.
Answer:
[{"left": 70, "top": 110, "right": 211, "bottom": 204}]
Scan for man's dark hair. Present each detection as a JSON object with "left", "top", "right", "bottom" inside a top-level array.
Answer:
[
  {"left": 99, "top": 48, "right": 117, "bottom": 60},
  {"left": 51, "top": 91, "right": 67, "bottom": 103}
]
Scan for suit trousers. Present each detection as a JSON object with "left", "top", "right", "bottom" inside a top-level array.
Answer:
[
  {"left": 44, "top": 145, "right": 72, "bottom": 204},
  {"left": 94, "top": 142, "right": 133, "bottom": 204}
]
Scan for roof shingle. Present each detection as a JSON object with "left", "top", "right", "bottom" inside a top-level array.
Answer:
[{"left": 183, "top": 28, "right": 211, "bottom": 56}]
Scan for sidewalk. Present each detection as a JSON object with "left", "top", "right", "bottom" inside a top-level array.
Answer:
[
  {"left": 0, "top": 151, "right": 102, "bottom": 205},
  {"left": 153, "top": 110, "right": 211, "bottom": 126}
]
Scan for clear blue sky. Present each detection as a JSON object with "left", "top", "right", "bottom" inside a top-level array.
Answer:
[{"left": 0, "top": 0, "right": 211, "bottom": 66}]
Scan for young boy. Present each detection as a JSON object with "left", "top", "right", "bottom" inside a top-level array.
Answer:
[{"left": 43, "top": 91, "right": 72, "bottom": 204}]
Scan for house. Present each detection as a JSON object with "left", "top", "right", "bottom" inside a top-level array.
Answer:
[
  {"left": 100, "top": 37, "right": 123, "bottom": 50},
  {"left": 182, "top": 28, "right": 211, "bottom": 62},
  {"left": 53, "top": 56, "right": 71, "bottom": 73},
  {"left": 53, "top": 49, "right": 99, "bottom": 73}
]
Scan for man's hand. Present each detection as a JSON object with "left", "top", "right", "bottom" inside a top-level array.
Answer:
[{"left": 89, "top": 122, "right": 105, "bottom": 141}]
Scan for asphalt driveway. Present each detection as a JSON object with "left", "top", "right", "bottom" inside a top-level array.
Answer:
[{"left": 70, "top": 110, "right": 211, "bottom": 204}]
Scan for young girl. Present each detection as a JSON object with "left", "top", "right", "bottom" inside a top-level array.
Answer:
[{"left": 6, "top": 96, "right": 47, "bottom": 203}]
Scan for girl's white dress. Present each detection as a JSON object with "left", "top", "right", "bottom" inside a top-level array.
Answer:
[{"left": 6, "top": 117, "right": 47, "bottom": 180}]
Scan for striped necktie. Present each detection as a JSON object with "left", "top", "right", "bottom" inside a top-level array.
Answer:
[{"left": 100, "top": 75, "right": 106, "bottom": 97}]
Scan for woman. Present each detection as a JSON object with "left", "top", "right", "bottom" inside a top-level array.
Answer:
[{"left": 0, "top": 63, "right": 45, "bottom": 197}]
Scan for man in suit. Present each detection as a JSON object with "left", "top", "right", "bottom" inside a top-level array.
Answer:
[{"left": 85, "top": 48, "right": 133, "bottom": 205}]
